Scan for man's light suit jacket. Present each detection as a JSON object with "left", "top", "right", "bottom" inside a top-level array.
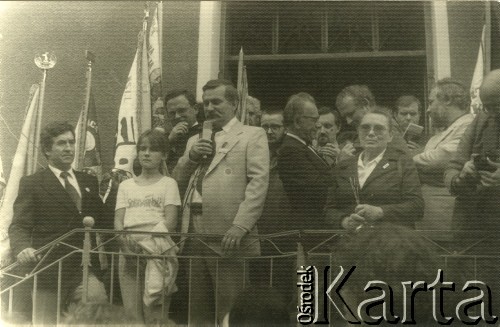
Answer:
[{"left": 173, "top": 119, "right": 269, "bottom": 256}]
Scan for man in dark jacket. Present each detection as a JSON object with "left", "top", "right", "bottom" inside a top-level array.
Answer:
[
  {"left": 9, "top": 121, "right": 111, "bottom": 324},
  {"left": 165, "top": 90, "right": 202, "bottom": 172},
  {"left": 444, "top": 69, "right": 500, "bottom": 303},
  {"left": 278, "top": 93, "right": 332, "bottom": 233}
]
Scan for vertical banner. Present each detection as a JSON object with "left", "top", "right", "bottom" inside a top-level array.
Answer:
[
  {"left": 236, "top": 48, "right": 249, "bottom": 125},
  {"left": 114, "top": 16, "right": 151, "bottom": 175},
  {"left": 74, "top": 92, "right": 102, "bottom": 178},
  {"left": 149, "top": 4, "right": 165, "bottom": 130},
  {"left": 0, "top": 84, "right": 40, "bottom": 266},
  {"left": 470, "top": 25, "right": 486, "bottom": 115}
]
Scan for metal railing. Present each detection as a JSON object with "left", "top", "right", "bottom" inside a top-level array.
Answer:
[{"left": 1, "top": 218, "right": 500, "bottom": 325}]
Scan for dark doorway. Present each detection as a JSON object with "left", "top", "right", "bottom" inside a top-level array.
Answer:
[{"left": 227, "top": 56, "right": 427, "bottom": 112}]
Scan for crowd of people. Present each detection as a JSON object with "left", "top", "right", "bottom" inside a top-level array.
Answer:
[{"left": 5, "top": 69, "right": 500, "bottom": 325}]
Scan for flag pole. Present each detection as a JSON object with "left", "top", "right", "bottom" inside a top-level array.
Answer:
[
  {"left": 75, "top": 50, "right": 95, "bottom": 170},
  {"left": 158, "top": 1, "right": 163, "bottom": 80},
  {"left": 33, "top": 52, "right": 56, "bottom": 169}
]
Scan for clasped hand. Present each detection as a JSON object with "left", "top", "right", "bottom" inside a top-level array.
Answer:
[
  {"left": 342, "top": 204, "right": 383, "bottom": 231},
  {"left": 169, "top": 121, "right": 189, "bottom": 142},
  {"left": 317, "top": 143, "right": 340, "bottom": 160}
]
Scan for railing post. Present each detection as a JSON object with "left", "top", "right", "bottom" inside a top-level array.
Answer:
[{"left": 82, "top": 216, "right": 94, "bottom": 303}]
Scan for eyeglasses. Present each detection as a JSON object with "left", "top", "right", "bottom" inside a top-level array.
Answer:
[
  {"left": 261, "top": 124, "right": 284, "bottom": 132},
  {"left": 166, "top": 107, "right": 188, "bottom": 119},
  {"left": 359, "top": 124, "right": 388, "bottom": 134}
]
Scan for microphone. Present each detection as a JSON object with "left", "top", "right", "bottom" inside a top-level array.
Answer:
[
  {"left": 202, "top": 120, "right": 213, "bottom": 140},
  {"left": 202, "top": 120, "right": 213, "bottom": 160}
]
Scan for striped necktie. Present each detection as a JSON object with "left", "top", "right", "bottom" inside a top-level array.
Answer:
[{"left": 60, "top": 171, "right": 82, "bottom": 211}]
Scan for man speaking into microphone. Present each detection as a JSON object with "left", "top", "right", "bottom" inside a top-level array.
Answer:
[{"left": 173, "top": 79, "right": 269, "bottom": 325}]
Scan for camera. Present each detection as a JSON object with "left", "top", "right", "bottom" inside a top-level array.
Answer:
[{"left": 473, "top": 153, "right": 499, "bottom": 172}]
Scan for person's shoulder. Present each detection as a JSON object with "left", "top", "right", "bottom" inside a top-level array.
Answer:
[
  {"left": 240, "top": 124, "right": 264, "bottom": 135},
  {"left": 25, "top": 168, "right": 50, "bottom": 182},
  {"left": 160, "top": 175, "right": 178, "bottom": 186}
]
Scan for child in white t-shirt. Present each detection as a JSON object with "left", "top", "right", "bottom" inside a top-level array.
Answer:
[{"left": 115, "top": 129, "right": 181, "bottom": 324}]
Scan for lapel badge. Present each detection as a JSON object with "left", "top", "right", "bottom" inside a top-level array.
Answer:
[
  {"left": 219, "top": 143, "right": 229, "bottom": 154},
  {"left": 383, "top": 163, "right": 389, "bottom": 169}
]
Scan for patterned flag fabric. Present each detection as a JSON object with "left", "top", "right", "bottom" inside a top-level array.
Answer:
[
  {"left": 236, "top": 48, "right": 249, "bottom": 125},
  {"left": 470, "top": 25, "right": 485, "bottom": 115},
  {"left": 74, "top": 92, "right": 102, "bottom": 178},
  {"left": 114, "top": 23, "right": 150, "bottom": 175},
  {"left": 148, "top": 5, "right": 165, "bottom": 130},
  {"left": 114, "top": 5, "right": 167, "bottom": 175},
  {"left": 0, "top": 84, "right": 40, "bottom": 266}
]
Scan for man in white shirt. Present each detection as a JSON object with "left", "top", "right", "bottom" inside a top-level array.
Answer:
[{"left": 414, "top": 79, "right": 474, "bottom": 233}]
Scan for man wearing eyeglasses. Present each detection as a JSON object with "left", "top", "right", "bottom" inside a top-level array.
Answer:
[
  {"left": 335, "top": 85, "right": 410, "bottom": 160},
  {"left": 278, "top": 93, "right": 332, "bottom": 233},
  {"left": 445, "top": 69, "right": 500, "bottom": 242},
  {"left": 165, "top": 90, "right": 202, "bottom": 172},
  {"left": 259, "top": 108, "right": 288, "bottom": 236},
  {"left": 325, "top": 109, "right": 423, "bottom": 231}
]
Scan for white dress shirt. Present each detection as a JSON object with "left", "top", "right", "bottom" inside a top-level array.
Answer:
[
  {"left": 357, "top": 150, "right": 386, "bottom": 188},
  {"left": 48, "top": 165, "right": 82, "bottom": 198}
]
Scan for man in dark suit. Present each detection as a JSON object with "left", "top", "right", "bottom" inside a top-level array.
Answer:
[
  {"left": 9, "top": 121, "right": 110, "bottom": 324},
  {"left": 165, "top": 89, "right": 202, "bottom": 172},
  {"left": 278, "top": 92, "right": 332, "bottom": 234}
]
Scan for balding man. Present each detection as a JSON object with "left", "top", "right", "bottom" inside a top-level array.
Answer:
[
  {"left": 335, "top": 85, "right": 410, "bottom": 161},
  {"left": 414, "top": 79, "right": 473, "bottom": 234},
  {"left": 278, "top": 93, "right": 332, "bottom": 235}
]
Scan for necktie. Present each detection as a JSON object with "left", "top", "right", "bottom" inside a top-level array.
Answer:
[
  {"left": 60, "top": 171, "right": 82, "bottom": 211},
  {"left": 195, "top": 128, "right": 221, "bottom": 195}
]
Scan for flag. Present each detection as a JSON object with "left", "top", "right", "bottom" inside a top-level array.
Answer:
[
  {"left": 74, "top": 92, "right": 102, "bottom": 178},
  {"left": 148, "top": 4, "right": 165, "bottom": 131},
  {"left": 0, "top": 84, "right": 40, "bottom": 266},
  {"left": 236, "top": 48, "right": 249, "bottom": 124},
  {"left": 470, "top": 24, "right": 486, "bottom": 115},
  {"left": 114, "top": 15, "right": 152, "bottom": 175},
  {"left": 0, "top": 154, "right": 5, "bottom": 189}
]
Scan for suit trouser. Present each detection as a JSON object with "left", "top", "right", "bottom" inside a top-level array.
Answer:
[
  {"left": 185, "top": 234, "right": 248, "bottom": 326},
  {"left": 32, "top": 273, "right": 107, "bottom": 325}
]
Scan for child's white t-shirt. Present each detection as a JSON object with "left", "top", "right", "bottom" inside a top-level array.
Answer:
[{"left": 116, "top": 176, "right": 181, "bottom": 231}]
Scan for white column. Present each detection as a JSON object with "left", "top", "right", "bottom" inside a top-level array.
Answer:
[
  {"left": 430, "top": 1, "right": 451, "bottom": 79},
  {"left": 196, "top": 1, "right": 221, "bottom": 101}
]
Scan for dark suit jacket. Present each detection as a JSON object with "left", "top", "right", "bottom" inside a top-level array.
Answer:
[
  {"left": 325, "top": 147, "right": 423, "bottom": 229},
  {"left": 167, "top": 123, "right": 202, "bottom": 173},
  {"left": 277, "top": 135, "right": 332, "bottom": 231},
  {"left": 9, "top": 168, "right": 111, "bottom": 289}
]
